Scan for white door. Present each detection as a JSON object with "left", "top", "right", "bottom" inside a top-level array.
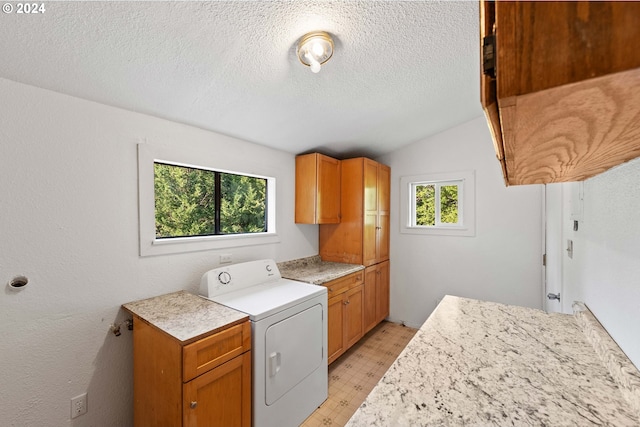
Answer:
[
  {"left": 264, "top": 303, "right": 323, "bottom": 405},
  {"left": 544, "top": 184, "right": 563, "bottom": 313}
]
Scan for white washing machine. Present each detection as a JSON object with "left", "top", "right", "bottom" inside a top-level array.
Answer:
[{"left": 200, "top": 259, "right": 328, "bottom": 427}]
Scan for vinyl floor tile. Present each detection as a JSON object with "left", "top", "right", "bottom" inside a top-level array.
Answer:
[{"left": 300, "top": 321, "right": 418, "bottom": 427}]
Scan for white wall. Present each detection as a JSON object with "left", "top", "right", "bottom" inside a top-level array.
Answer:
[
  {"left": 0, "top": 78, "right": 318, "bottom": 427},
  {"left": 555, "top": 158, "right": 640, "bottom": 369},
  {"left": 378, "top": 117, "right": 544, "bottom": 328}
]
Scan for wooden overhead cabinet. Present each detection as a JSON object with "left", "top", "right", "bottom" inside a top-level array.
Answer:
[
  {"left": 481, "top": 1, "right": 640, "bottom": 185},
  {"left": 320, "top": 157, "right": 390, "bottom": 266},
  {"left": 295, "top": 153, "right": 341, "bottom": 224}
]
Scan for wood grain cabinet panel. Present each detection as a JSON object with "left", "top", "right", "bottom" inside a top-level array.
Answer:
[
  {"left": 364, "top": 260, "right": 390, "bottom": 334},
  {"left": 295, "top": 153, "right": 341, "bottom": 224},
  {"left": 481, "top": 0, "right": 640, "bottom": 185},
  {"left": 132, "top": 317, "right": 251, "bottom": 427},
  {"left": 324, "top": 271, "right": 364, "bottom": 364},
  {"left": 320, "top": 157, "right": 390, "bottom": 267},
  {"left": 183, "top": 352, "right": 251, "bottom": 427},
  {"left": 345, "top": 285, "right": 364, "bottom": 349},
  {"left": 327, "top": 294, "right": 346, "bottom": 364}
]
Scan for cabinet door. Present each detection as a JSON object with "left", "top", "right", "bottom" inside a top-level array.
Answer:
[
  {"left": 327, "top": 294, "right": 346, "bottom": 364},
  {"left": 363, "top": 159, "right": 379, "bottom": 266},
  {"left": 363, "top": 266, "right": 378, "bottom": 334},
  {"left": 295, "top": 153, "right": 340, "bottom": 224},
  {"left": 345, "top": 285, "right": 364, "bottom": 348},
  {"left": 317, "top": 154, "right": 341, "bottom": 223},
  {"left": 377, "top": 164, "right": 391, "bottom": 262},
  {"left": 183, "top": 351, "right": 251, "bottom": 427},
  {"left": 376, "top": 261, "right": 390, "bottom": 323}
]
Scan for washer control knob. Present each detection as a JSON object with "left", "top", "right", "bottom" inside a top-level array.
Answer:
[
  {"left": 218, "top": 271, "right": 231, "bottom": 285},
  {"left": 266, "top": 264, "right": 272, "bottom": 272}
]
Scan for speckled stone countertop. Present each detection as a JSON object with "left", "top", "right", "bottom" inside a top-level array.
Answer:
[
  {"left": 122, "top": 291, "right": 248, "bottom": 344},
  {"left": 347, "top": 295, "right": 640, "bottom": 427},
  {"left": 277, "top": 255, "right": 364, "bottom": 285}
]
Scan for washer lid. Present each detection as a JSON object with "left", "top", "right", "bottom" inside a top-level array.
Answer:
[{"left": 206, "top": 278, "right": 326, "bottom": 321}]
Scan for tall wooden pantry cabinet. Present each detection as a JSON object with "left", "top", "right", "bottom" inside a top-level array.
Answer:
[{"left": 320, "top": 157, "right": 390, "bottom": 333}]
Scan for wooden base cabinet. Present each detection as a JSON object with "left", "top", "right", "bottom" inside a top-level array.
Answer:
[
  {"left": 324, "top": 271, "right": 364, "bottom": 364},
  {"left": 364, "top": 261, "right": 390, "bottom": 334},
  {"left": 132, "top": 317, "right": 252, "bottom": 427}
]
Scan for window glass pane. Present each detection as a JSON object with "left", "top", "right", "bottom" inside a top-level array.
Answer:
[
  {"left": 415, "top": 184, "right": 435, "bottom": 226},
  {"left": 221, "top": 173, "right": 267, "bottom": 234},
  {"left": 440, "top": 184, "right": 459, "bottom": 224},
  {"left": 154, "top": 163, "right": 216, "bottom": 238}
]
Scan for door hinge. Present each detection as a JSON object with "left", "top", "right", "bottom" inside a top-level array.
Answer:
[
  {"left": 547, "top": 293, "right": 561, "bottom": 302},
  {"left": 482, "top": 34, "right": 496, "bottom": 78}
]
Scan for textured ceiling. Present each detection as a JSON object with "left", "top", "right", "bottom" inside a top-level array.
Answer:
[{"left": 0, "top": 1, "right": 482, "bottom": 158}]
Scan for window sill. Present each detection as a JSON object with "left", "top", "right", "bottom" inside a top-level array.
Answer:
[
  {"left": 141, "top": 232, "right": 281, "bottom": 257},
  {"left": 400, "top": 226, "right": 474, "bottom": 237}
]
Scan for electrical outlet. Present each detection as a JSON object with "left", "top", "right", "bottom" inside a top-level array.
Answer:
[
  {"left": 71, "top": 393, "right": 87, "bottom": 419},
  {"left": 220, "top": 254, "right": 232, "bottom": 264}
]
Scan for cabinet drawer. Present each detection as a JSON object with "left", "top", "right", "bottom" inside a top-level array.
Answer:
[
  {"left": 324, "top": 271, "right": 363, "bottom": 298},
  {"left": 183, "top": 322, "right": 251, "bottom": 382}
]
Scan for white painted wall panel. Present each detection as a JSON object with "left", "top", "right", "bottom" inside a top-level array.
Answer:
[
  {"left": 0, "top": 78, "right": 317, "bottom": 426},
  {"left": 378, "top": 117, "right": 544, "bottom": 328},
  {"left": 560, "top": 158, "right": 640, "bottom": 369}
]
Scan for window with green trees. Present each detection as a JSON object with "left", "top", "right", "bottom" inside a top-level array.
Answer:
[
  {"left": 414, "top": 182, "right": 460, "bottom": 226},
  {"left": 400, "top": 170, "right": 475, "bottom": 237},
  {"left": 154, "top": 162, "right": 267, "bottom": 239}
]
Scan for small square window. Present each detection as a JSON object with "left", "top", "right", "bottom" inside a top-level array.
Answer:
[
  {"left": 412, "top": 181, "right": 462, "bottom": 227},
  {"left": 401, "top": 171, "right": 475, "bottom": 236}
]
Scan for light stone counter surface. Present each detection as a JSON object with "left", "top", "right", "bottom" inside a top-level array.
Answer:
[
  {"left": 347, "top": 295, "right": 640, "bottom": 427},
  {"left": 122, "top": 290, "right": 248, "bottom": 344},
  {"left": 278, "top": 255, "right": 363, "bottom": 285}
]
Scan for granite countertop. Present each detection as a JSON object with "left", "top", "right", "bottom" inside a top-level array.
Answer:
[
  {"left": 347, "top": 295, "right": 640, "bottom": 427},
  {"left": 277, "top": 255, "right": 364, "bottom": 285},
  {"left": 122, "top": 290, "right": 249, "bottom": 344}
]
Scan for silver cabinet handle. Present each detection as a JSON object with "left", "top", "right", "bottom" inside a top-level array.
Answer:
[{"left": 190, "top": 401, "right": 198, "bottom": 409}]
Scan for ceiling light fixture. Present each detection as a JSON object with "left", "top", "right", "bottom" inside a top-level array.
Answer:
[{"left": 297, "top": 31, "right": 334, "bottom": 74}]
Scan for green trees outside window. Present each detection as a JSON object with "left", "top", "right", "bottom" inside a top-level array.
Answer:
[
  {"left": 414, "top": 183, "right": 459, "bottom": 227},
  {"left": 154, "top": 162, "right": 267, "bottom": 238}
]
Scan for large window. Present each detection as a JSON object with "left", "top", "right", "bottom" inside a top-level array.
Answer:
[
  {"left": 154, "top": 162, "right": 267, "bottom": 238},
  {"left": 138, "top": 144, "right": 278, "bottom": 256},
  {"left": 400, "top": 170, "right": 475, "bottom": 236}
]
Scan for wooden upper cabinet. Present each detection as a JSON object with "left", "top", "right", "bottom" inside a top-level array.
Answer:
[
  {"left": 295, "top": 153, "right": 341, "bottom": 224},
  {"left": 481, "top": 0, "right": 640, "bottom": 185},
  {"left": 320, "top": 158, "right": 390, "bottom": 267}
]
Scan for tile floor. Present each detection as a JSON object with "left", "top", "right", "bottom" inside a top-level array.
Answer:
[{"left": 301, "top": 321, "right": 418, "bottom": 427}]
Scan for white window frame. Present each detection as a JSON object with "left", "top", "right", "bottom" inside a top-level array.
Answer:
[
  {"left": 138, "top": 143, "right": 278, "bottom": 256},
  {"left": 400, "top": 170, "right": 475, "bottom": 237}
]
